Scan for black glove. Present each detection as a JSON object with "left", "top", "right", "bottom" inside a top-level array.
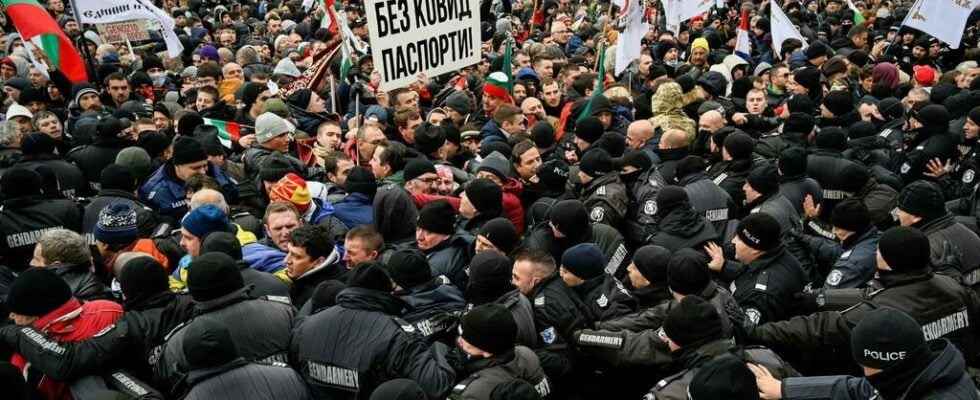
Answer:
[
  {"left": 793, "top": 290, "right": 823, "bottom": 316},
  {"left": 724, "top": 301, "right": 755, "bottom": 344}
]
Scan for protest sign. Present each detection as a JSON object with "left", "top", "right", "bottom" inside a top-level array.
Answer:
[
  {"left": 364, "top": 0, "right": 481, "bottom": 91},
  {"left": 96, "top": 20, "right": 151, "bottom": 43}
]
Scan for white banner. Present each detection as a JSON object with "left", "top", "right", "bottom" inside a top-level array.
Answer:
[
  {"left": 661, "top": 0, "right": 713, "bottom": 35},
  {"left": 771, "top": 0, "right": 807, "bottom": 58},
  {"left": 614, "top": 0, "right": 649, "bottom": 75},
  {"left": 74, "top": 0, "right": 183, "bottom": 57},
  {"left": 902, "top": 0, "right": 979, "bottom": 49},
  {"left": 364, "top": 0, "right": 481, "bottom": 91}
]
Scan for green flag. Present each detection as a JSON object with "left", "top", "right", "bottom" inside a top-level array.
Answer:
[
  {"left": 847, "top": 0, "right": 866, "bottom": 25},
  {"left": 577, "top": 44, "right": 606, "bottom": 122},
  {"left": 501, "top": 39, "right": 513, "bottom": 93}
]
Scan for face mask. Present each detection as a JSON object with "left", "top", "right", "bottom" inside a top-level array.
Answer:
[{"left": 150, "top": 72, "right": 167, "bottom": 86}]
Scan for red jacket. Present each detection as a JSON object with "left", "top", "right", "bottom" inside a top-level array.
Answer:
[
  {"left": 411, "top": 178, "right": 525, "bottom": 235},
  {"left": 12, "top": 298, "right": 124, "bottom": 400}
]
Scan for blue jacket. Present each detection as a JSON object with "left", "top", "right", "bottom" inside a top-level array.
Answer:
[
  {"left": 332, "top": 192, "right": 374, "bottom": 229},
  {"left": 139, "top": 163, "right": 239, "bottom": 222},
  {"left": 243, "top": 242, "right": 286, "bottom": 273},
  {"left": 306, "top": 198, "right": 335, "bottom": 225},
  {"left": 480, "top": 119, "right": 506, "bottom": 143}
]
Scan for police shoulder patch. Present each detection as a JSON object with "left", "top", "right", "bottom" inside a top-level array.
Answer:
[
  {"left": 590, "top": 207, "right": 605, "bottom": 221},
  {"left": 643, "top": 200, "right": 658, "bottom": 216},
  {"left": 597, "top": 185, "right": 607, "bottom": 195},
  {"left": 596, "top": 294, "right": 609, "bottom": 308},
  {"left": 826, "top": 269, "right": 844, "bottom": 286},
  {"left": 964, "top": 170, "right": 975, "bottom": 184},
  {"left": 745, "top": 308, "right": 762, "bottom": 325},
  {"left": 534, "top": 295, "right": 545, "bottom": 307},
  {"left": 900, "top": 163, "right": 911, "bottom": 174},
  {"left": 840, "top": 250, "right": 852, "bottom": 259}
]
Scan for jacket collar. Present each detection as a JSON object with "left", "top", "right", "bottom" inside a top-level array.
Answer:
[
  {"left": 34, "top": 298, "right": 83, "bottom": 334},
  {"left": 193, "top": 287, "right": 252, "bottom": 313}
]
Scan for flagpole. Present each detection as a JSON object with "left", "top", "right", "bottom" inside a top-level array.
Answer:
[{"left": 66, "top": 0, "right": 99, "bottom": 87}]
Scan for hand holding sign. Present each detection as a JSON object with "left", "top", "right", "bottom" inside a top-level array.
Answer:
[{"left": 364, "top": 0, "right": 481, "bottom": 91}]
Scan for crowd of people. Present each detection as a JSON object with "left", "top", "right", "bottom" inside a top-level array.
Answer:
[{"left": 1, "top": 0, "right": 980, "bottom": 398}]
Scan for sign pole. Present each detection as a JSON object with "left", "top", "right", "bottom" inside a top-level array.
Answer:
[{"left": 67, "top": 0, "right": 99, "bottom": 87}]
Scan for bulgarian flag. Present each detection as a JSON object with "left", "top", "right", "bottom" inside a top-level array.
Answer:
[
  {"left": 576, "top": 44, "right": 606, "bottom": 122},
  {"left": 203, "top": 118, "right": 242, "bottom": 148},
  {"left": 499, "top": 40, "right": 513, "bottom": 93},
  {"left": 320, "top": 0, "right": 339, "bottom": 34},
  {"left": 847, "top": 0, "right": 866, "bottom": 25},
  {"left": 1, "top": 0, "right": 87, "bottom": 83},
  {"left": 483, "top": 71, "right": 513, "bottom": 104}
]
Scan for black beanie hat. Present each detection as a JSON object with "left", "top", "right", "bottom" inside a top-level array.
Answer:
[
  {"left": 461, "top": 304, "right": 518, "bottom": 354},
  {"left": 465, "top": 178, "right": 503, "bottom": 217},
  {"left": 259, "top": 154, "right": 299, "bottom": 182},
  {"left": 1, "top": 167, "right": 43, "bottom": 198},
  {"left": 815, "top": 127, "right": 848, "bottom": 151},
  {"left": 177, "top": 113, "right": 204, "bottom": 137},
  {"left": 737, "top": 213, "right": 782, "bottom": 251},
  {"left": 417, "top": 200, "right": 457, "bottom": 235},
  {"left": 847, "top": 120, "right": 878, "bottom": 139},
  {"left": 561, "top": 243, "right": 606, "bottom": 280},
  {"left": 879, "top": 97, "right": 905, "bottom": 119},
  {"left": 579, "top": 148, "right": 613, "bottom": 177},
  {"left": 171, "top": 136, "right": 208, "bottom": 166},
  {"left": 21, "top": 133, "right": 57, "bottom": 156},
  {"left": 897, "top": 180, "right": 946, "bottom": 220},
  {"left": 548, "top": 200, "right": 589, "bottom": 238},
  {"left": 310, "top": 280, "right": 347, "bottom": 312},
  {"left": 241, "top": 82, "right": 265, "bottom": 108},
  {"left": 594, "top": 132, "right": 626, "bottom": 158},
  {"left": 537, "top": 159, "right": 569, "bottom": 193},
  {"left": 804, "top": 42, "right": 829, "bottom": 60},
  {"left": 667, "top": 249, "right": 711, "bottom": 295},
  {"left": 912, "top": 104, "right": 950, "bottom": 130},
  {"left": 187, "top": 252, "right": 246, "bottom": 302},
  {"left": 414, "top": 123, "right": 447, "bottom": 156},
  {"left": 783, "top": 112, "right": 815, "bottom": 135},
  {"left": 777, "top": 147, "right": 807, "bottom": 177},
  {"left": 575, "top": 117, "right": 604, "bottom": 144},
  {"left": 201, "top": 232, "right": 244, "bottom": 260},
  {"left": 403, "top": 158, "right": 437, "bottom": 182},
  {"left": 674, "top": 156, "right": 708, "bottom": 180},
  {"left": 100, "top": 164, "right": 137, "bottom": 191},
  {"left": 348, "top": 262, "right": 395, "bottom": 292},
  {"left": 466, "top": 251, "right": 515, "bottom": 304},
  {"left": 723, "top": 132, "right": 754, "bottom": 160},
  {"left": 182, "top": 316, "right": 240, "bottom": 369},
  {"left": 846, "top": 50, "right": 870, "bottom": 67},
  {"left": 663, "top": 295, "right": 723, "bottom": 347},
  {"left": 622, "top": 150, "right": 653, "bottom": 172},
  {"left": 6, "top": 268, "right": 72, "bottom": 316},
  {"left": 118, "top": 257, "right": 169, "bottom": 308},
  {"left": 831, "top": 199, "right": 871, "bottom": 233},
  {"left": 287, "top": 89, "right": 313, "bottom": 110},
  {"left": 839, "top": 162, "right": 871, "bottom": 193},
  {"left": 689, "top": 354, "right": 760, "bottom": 400},
  {"left": 747, "top": 164, "right": 780, "bottom": 196},
  {"left": 138, "top": 131, "right": 172, "bottom": 158},
  {"left": 477, "top": 217, "right": 519, "bottom": 254},
  {"left": 823, "top": 90, "right": 854, "bottom": 117},
  {"left": 878, "top": 226, "right": 930, "bottom": 272},
  {"left": 531, "top": 121, "right": 555, "bottom": 148},
  {"left": 656, "top": 185, "right": 690, "bottom": 217},
  {"left": 385, "top": 249, "right": 432, "bottom": 289},
  {"left": 793, "top": 67, "right": 822, "bottom": 93},
  {"left": 969, "top": 106, "right": 980, "bottom": 125},
  {"left": 850, "top": 307, "right": 928, "bottom": 370},
  {"left": 345, "top": 166, "right": 378, "bottom": 199},
  {"left": 632, "top": 245, "right": 672, "bottom": 283}
]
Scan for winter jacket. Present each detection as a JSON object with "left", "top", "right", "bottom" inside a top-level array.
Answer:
[
  {"left": 648, "top": 206, "right": 718, "bottom": 253},
  {"left": 718, "top": 245, "right": 807, "bottom": 324},
  {"left": 580, "top": 172, "right": 630, "bottom": 232},
  {"left": 184, "top": 362, "right": 313, "bottom": 400},
  {"left": 10, "top": 298, "right": 123, "bottom": 400},
  {"left": 396, "top": 279, "right": 466, "bottom": 339},
  {"left": 527, "top": 274, "right": 594, "bottom": 389},
  {"left": 779, "top": 175, "right": 823, "bottom": 216},
  {"left": 450, "top": 346, "right": 550, "bottom": 400},
  {"left": 239, "top": 262, "right": 290, "bottom": 299},
  {"left": 290, "top": 249, "right": 347, "bottom": 308},
  {"left": 290, "top": 287, "right": 456, "bottom": 399},
  {"left": 801, "top": 228, "right": 880, "bottom": 290},
  {"left": 243, "top": 242, "right": 286, "bottom": 273},
  {"left": 570, "top": 274, "right": 636, "bottom": 323},
  {"left": 422, "top": 234, "right": 473, "bottom": 290},
  {"left": 914, "top": 214, "right": 980, "bottom": 291},
  {"left": 332, "top": 192, "right": 374, "bottom": 229},
  {"left": 707, "top": 158, "right": 753, "bottom": 217},
  {"left": 67, "top": 136, "right": 133, "bottom": 192},
  {"left": 0, "top": 195, "right": 82, "bottom": 271},
  {"left": 50, "top": 263, "right": 110, "bottom": 301},
  {"left": 679, "top": 172, "right": 737, "bottom": 242},
  {"left": 15, "top": 154, "right": 88, "bottom": 199},
  {"left": 781, "top": 340, "right": 979, "bottom": 400},
  {"left": 623, "top": 167, "right": 668, "bottom": 246},
  {"left": 139, "top": 163, "right": 238, "bottom": 222},
  {"left": 524, "top": 223, "right": 630, "bottom": 279},
  {"left": 807, "top": 150, "right": 864, "bottom": 222}
]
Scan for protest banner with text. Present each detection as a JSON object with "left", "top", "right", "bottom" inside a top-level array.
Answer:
[{"left": 364, "top": 0, "right": 481, "bottom": 91}]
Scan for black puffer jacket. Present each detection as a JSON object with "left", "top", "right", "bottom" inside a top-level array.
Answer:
[
  {"left": 50, "top": 263, "right": 110, "bottom": 301},
  {"left": 0, "top": 195, "right": 82, "bottom": 272},
  {"left": 648, "top": 206, "right": 718, "bottom": 253},
  {"left": 66, "top": 136, "right": 133, "bottom": 192},
  {"left": 291, "top": 287, "right": 456, "bottom": 400}
]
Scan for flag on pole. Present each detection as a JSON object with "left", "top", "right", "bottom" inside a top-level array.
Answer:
[
  {"left": 901, "top": 0, "right": 979, "bottom": 50},
  {"left": 1, "top": 0, "right": 87, "bottom": 83},
  {"left": 613, "top": 0, "right": 649, "bottom": 75},
  {"left": 203, "top": 118, "right": 243, "bottom": 148},
  {"left": 577, "top": 44, "right": 606, "bottom": 122},
  {"left": 734, "top": 8, "right": 752, "bottom": 62},
  {"left": 771, "top": 0, "right": 808, "bottom": 59},
  {"left": 500, "top": 40, "right": 513, "bottom": 93},
  {"left": 320, "top": 0, "right": 339, "bottom": 34},
  {"left": 846, "top": 0, "right": 865, "bottom": 25}
]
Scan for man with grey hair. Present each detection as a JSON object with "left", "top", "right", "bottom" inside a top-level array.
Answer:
[
  {"left": 0, "top": 119, "right": 23, "bottom": 175},
  {"left": 31, "top": 228, "right": 110, "bottom": 300}
]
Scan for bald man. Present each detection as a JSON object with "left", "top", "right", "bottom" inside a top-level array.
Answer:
[
  {"left": 627, "top": 120, "right": 657, "bottom": 162},
  {"left": 190, "top": 188, "right": 263, "bottom": 239},
  {"left": 657, "top": 129, "right": 691, "bottom": 183}
]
